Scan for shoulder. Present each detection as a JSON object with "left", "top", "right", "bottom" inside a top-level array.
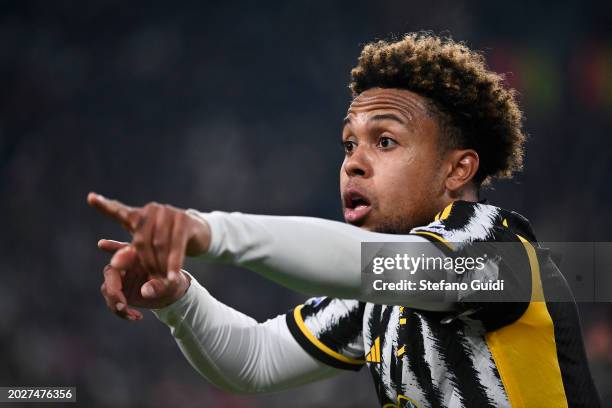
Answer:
[{"left": 410, "top": 200, "right": 536, "bottom": 245}]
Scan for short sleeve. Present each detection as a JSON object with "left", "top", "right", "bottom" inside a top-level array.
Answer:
[{"left": 285, "top": 296, "right": 366, "bottom": 371}]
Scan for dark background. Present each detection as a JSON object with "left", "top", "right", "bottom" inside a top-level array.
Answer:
[{"left": 1, "top": 1, "right": 611, "bottom": 407}]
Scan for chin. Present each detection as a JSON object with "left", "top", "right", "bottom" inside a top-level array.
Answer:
[
  {"left": 370, "top": 215, "right": 417, "bottom": 235},
  {"left": 357, "top": 223, "right": 376, "bottom": 231},
  {"left": 344, "top": 218, "right": 368, "bottom": 229}
]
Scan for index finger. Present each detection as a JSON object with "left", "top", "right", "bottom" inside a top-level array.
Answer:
[
  {"left": 87, "top": 192, "right": 137, "bottom": 230},
  {"left": 110, "top": 245, "right": 139, "bottom": 271},
  {"left": 98, "top": 239, "right": 129, "bottom": 254}
]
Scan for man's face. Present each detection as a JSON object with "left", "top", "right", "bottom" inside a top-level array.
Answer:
[{"left": 340, "top": 87, "right": 449, "bottom": 233}]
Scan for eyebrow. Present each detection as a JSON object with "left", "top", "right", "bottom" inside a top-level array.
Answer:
[
  {"left": 342, "top": 113, "right": 406, "bottom": 127},
  {"left": 370, "top": 113, "right": 406, "bottom": 125}
]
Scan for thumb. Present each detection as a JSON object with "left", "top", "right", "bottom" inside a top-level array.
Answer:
[
  {"left": 141, "top": 278, "right": 170, "bottom": 299},
  {"left": 141, "top": 271, "right": 183, "bottom": 300}
]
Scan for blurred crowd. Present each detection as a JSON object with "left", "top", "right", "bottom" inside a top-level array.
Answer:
[{"left": 0, "top": 1, "right": 610, "bottom": 406}]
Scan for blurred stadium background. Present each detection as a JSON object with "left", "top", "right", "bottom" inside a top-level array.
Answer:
[{"left": 0, "top": 1, "right": 610, "bottom": 406}]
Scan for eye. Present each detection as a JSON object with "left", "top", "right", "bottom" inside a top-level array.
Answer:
[
  {"left": 377, "top": 136, "right": 397, "bottom": 149},
  {"left": 342, "top": 140, "right": 356, "bottom": 154}
]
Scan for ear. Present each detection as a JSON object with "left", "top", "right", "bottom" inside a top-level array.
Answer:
[{"left": 444, "top": 149, "right": 479, "bottom": 193}]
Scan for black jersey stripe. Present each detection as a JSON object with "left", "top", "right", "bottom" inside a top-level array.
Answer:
[
  {"left": 432, "top": 320, "right": 496, "bottom": 407},
  {"left": 316, "top": 301, "right": 366, "bottom": 352},
  {"left": 404, "top": 311, "right": 444, "bottom": 407},
  {"left": 538, "top": 252, "right": 601, "bottom": 407},
  {"left": 286, "top": 306, "right": 364, "bottom": 371},
  {"left": 377, "top": 305, "right": 398, "bottom": 403}
]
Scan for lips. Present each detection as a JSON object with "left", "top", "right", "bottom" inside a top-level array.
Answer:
[{"left": 343, "top": 188, "right": 372, "bottom": 224}]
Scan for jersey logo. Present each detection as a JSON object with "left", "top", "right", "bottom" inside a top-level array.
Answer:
[
  {"left": 366, "top": 336, "right": 381, "bottom": 363},
  {"left": 308, "top": 297, "right": 325, "bottom": 307}
]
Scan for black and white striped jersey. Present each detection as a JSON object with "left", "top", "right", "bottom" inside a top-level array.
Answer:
[{"left": 286, "top": 200, "right": 600, "bottom": 407}]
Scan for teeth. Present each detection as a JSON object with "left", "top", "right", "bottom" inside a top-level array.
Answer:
[
  {"left": 352, "top": 198, "right": 368, "bottom": 208},
  {"left": 345, "top": 191, "right": 369, "bottom": 209}
]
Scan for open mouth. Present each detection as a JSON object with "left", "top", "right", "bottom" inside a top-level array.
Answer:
[{"left": 343, "top": 189, "right": 372, "bottom": 224}]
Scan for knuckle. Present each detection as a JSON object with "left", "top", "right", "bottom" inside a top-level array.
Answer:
[
  {"left": 132, "top": 213, "right": 146, "bottom": 230},
  {"left": 106, "top": 291, "right": 119, "bottom": 302},
  {"left": 175, "top": 211, "right": 187, "bottom": 226},
  {"left": 133, "top": 236, "right": 146, "bottom": 249},
  {"left": 145, "top": 202, "right": 160, "bottom": 211}
]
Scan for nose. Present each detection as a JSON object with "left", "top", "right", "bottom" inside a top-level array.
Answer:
[{"left": 343, "top": 145, "right": 373, "bottom": 178}]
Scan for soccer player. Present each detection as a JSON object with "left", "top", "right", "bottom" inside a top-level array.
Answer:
[{"left": 89, "top": 33, "right": 600, "bottom": 407}]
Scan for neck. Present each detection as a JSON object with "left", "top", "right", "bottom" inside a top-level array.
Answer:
[{"left": 448, "top": 184, "right": 478, "bottom": 203}]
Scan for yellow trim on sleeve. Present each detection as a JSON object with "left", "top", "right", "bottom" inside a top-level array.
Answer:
[
  {"left": 484, "top": 235, "right": 568, "bottom": 408},
  {"left": 293, "top": 305, "right": 365, "bottom": 366}
]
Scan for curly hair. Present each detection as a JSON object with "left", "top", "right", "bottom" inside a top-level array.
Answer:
[{"left": 350, "top": 33, "right": 525, "bottom": 186}]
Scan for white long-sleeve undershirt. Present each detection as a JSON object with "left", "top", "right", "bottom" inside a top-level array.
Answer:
[
  {"left": 152, "top": 274, "right": 339, "bottom": 394},
  {"left": 153, "top": 211, "right": 455, "bottom": 394},
  {"left": 193, "top": 210, "right": 452, "bottom": 309}
]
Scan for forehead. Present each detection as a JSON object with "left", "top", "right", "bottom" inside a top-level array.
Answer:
[{"left": 346, "top": 88, "right": 431, "bottom": 123}]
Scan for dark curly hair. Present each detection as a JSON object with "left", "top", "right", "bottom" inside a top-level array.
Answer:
[{"left": 350, "top": 33, "right": 525, "bottom": 186}]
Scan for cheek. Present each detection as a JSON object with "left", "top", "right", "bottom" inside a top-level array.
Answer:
[
  {"left": 374, "top": 153, "right": 438, "bottom": 211},
  {"left": 372, "top": 159, "right": 412, "bottom": 208}
]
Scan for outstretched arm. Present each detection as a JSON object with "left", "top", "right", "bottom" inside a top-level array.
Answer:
[
  {"left": 192, "top": 210, "right": 453, "bottom": 310},
  {"left": 152, "top": 274, "right": 340, "bottom": 394},
  {"left": 89, "top": 193, "right": 454, "bottom": 311},
  {"left": 98, "top": 240, "right": 340, "bottom": 394}
]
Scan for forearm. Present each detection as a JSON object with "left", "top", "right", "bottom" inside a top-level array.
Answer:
[
  {"left": 189, "top": 210, "right": 455, "bottom": 310},
  {"left": 152, "top": 273, "right": 339, "bottom": 394}
]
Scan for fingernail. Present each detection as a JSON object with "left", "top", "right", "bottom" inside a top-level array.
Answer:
[
  {"left": 127, "top": 315, "right": 136, "bottom": 321},
  {"left": 120, "top": 270, "right": 126, "bottom": 277},
  {"left": 168, "top": 270, "right": 177, "bottom": 281},
  {"left": 116, "top": 302, "right": 125, "bottom": 311},
  {"left": 142, "top": 285, "right": 155, "bottom": 298}
]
